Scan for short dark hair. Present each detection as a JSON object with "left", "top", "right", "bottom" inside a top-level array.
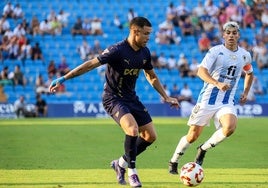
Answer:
[{"left": 129, "top": 17, "right": 152, "bottom": 28}]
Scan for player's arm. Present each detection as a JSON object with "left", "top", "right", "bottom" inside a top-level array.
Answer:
[
  {"left": 49, "top": 57, "right": 101, "bottom": 93},
  {"left": 197, "top": 66, "right": 230, "bottom": 92},
  {"left": 240, "top": 64, "right": 254, "bottom": 104},
  {"left": 144, "top": 69, "right": 179, "bottom": 108}
]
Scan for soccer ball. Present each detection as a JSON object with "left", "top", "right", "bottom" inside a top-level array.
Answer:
[{"left": 180, "top": 162, "right": 204, "bottom": 187}]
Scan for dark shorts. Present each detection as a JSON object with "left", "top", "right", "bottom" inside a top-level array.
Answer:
[{"left": 102, "top": 93, "right": 152, "bottom": 126}]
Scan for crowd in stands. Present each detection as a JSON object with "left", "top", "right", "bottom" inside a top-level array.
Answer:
[{"left": 0, "top": 0, "right": 267, "bottom": 106}]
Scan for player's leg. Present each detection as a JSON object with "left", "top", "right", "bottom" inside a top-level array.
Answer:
[
  {"left": 119, "top": 113, "right": 143, "bottom": 187},
  {"left": 169, "top": 125, "right": 204, "bottom": 174},
  {"left": 195, "top": 107, "right": 237, "bottom": 165}
]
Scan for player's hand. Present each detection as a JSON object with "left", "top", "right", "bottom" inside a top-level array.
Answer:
[
  {"left": 49, "top": 76, "right": 65, "bottom": 93},
  {"left": 165, "top": 97, "right": 180, "bottom": 109},
  {"left": 216, "top": 82, "right": 231, "bottom": 92},
  {"left": 239, "top": 93, "right": 247, "bottom": 105}
]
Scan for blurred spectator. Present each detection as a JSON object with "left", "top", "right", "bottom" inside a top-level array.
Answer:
[
  {"left": 179, "top": 83, "right": 194, "bottom": 117},
  {"left": 14, "top": 95, "right": 26, "bottom": 118},
  {"left": 230, "top": 9, "right": 243, "bottom": 26},
  {"left": 0, "top": 35, "right": 10, "bottom": 62},
  {"left": 170, "top": 83, "right": 180, "bottom": 99},
  {"left": 3, "top": 2, "right": 14, "bottom": 18},
  {"left": 50, "top": 16, "right": 62, "bottom": 35},
  {"left": 47, "top": 10, "right": 56, "bottom": 22},
  {"left": 255, "top": 26, "right": 268, "bottom": 44},
  {"left": 78, "top": 40, "right": 91, "bottom": 60},
  {"left": 31, "top": 42, "right": 44, "bottom": 62},
  {"left": 204, "top": 0, "right": 219, "bottom": 17},
  {"left": 252, "top": 41, "right": 268, "bottom": 71},
  {"left": 243, "top": 7, "right": 255, "bottom": 29},
  {"left": 158, "top": 52, "right": 168, "bottom": 69},
  {"left": 47, "top": 60, "right": 57, "bottom": 77},
  {"left": 91, "top": 17, "right": 103, "bottom": 36},
  {"left": 58, "top": 56, "right": 70, "bottom": 76},
  {"left": 113, "top": 15, "right": 123, "bottom": 30},
  {"left": 261, "top": 8, "right": 268, "bottom": 28},
  {"left": 8, "top": 36, "right": 19, "bottom": 60},
  {"left": 193, "top": 1, "right": 206, "bottom": 18},
  {"left": 89, "top": 39, "right": 103, "bottom": 59},
  {"left": 82, "top": 18, "right": 91, "bottom": 35},
  {"left": 0, "top": 16, "right": 10, "bottom": 35},
  {"left": 12, "top": 3, "right": 24, "bottom": 19},
  {"left": 35, "top": 93, "right": 47, "bottom": 117},
  {"left": 127, "top": 8, "right": 138, "bottom": 23},
  {"left": 39, "top": 19, "right": 53, "bottom": 35},
  {"left": 181, "top": 16, "right": 194, "bottom": 36},
  {"left": 30, "top": 15, "right": 40, "bottom": 35},
  {"left": 166, "top": 2, "right": 179, "bottom": 27},
  {"left": 57, "top": 9, "right": 70, "bottom": 28},
  {"left": 71, "top": 17, "right": 84, "bottom": 36},
  {"left": 251, "top": 76, "right": 264, "bottom": 96},
  {"left": 176, "top": 1, "right": 191, "bottom": 27},
  {"left": 0, "top": 85, "right": 7, "bottom": 103},
  {"left": 35, "top": 74, "right": 48, "bottom": 94},
  {"left": 21, "top": 19, "right": 30, "bottom": 35},
  {"left": 225, "top": 2, "right": 237, "bottom": 21},
  {"left": 151, "top": 51, "right": 165, "bottom": 69},
  {"left": 198, "top": 32, "right": 211, "bottom": 53},
  {"left": 0, "top": 66, "right": 13, "bottom": 85},
  {"left": 167, "top": 54, "right": 178, "bottom": 71},
  {"left": 11, "top": 65, "right": 27, "bottom": 86},
  {"left": 188, "top": 58, "right": 199, "bottom": 78},
  {"left": 20, "top": 39, "right": 32, "bottom": 64},
  {"left": 177, "top": 53, "right": 190, "bottom": 77},
  {"left": 156, "top": 19, "right": 181, "bottom": 45}
]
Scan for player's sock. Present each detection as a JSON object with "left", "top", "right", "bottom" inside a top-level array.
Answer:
[
  {"left": 125, "top": 135, "right": 138, "bottom": 169},
  {"left": 201, "top": 128, "right": 227, "bottom": 150},
  {"left": 127, "top": 168, "right": 138, "bottom": 176},
  {"left": 119, "top": 156, "right": 128, "bottom": 169},
  {"left": 170, "top": 135, "right": 191, "bottom": 163},
  {"left": 136, "top": 137, "right": 152, "bottom": 155},
  {"left": 120, "top": 137, "right": 152, "bottom": 168}
]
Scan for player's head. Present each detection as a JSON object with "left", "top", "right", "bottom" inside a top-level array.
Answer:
[
  {"left": 223, "top": 21, "right": 240, "bottom": 32},
  {"left": 222, "top": 21, "right": 240, "bottom": 49},
  {"left": 129, "top": 17, "right": 152, "bottom": 48}
]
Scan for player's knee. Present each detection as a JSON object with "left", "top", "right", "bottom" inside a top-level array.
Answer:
[
  {"left": 223, "top": 124, "right": 236, "bottom": 137},
  {"left": 186, "top": 134, "right": 199, "bottom": 143}
]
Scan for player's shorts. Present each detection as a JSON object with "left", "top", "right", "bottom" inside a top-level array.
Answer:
[
  {"left": 102, "top": 93, "right": 152, "bottom": 126},
  {"left": 187, "top": 103, "right": 237, "bottom": 129}
]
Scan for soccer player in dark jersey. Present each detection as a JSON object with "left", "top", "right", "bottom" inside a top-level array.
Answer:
[{"left": 49, "top": 17, "right": 179, "bottom": 187}]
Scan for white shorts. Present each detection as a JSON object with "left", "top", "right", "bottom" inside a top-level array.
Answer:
[{"left": 187, "top": 103, "right": 237, "bottom": 129}]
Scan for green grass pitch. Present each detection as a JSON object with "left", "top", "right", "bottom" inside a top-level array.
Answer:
[{"left": 0, "top": 117, "right": 267, "bottom": 187}]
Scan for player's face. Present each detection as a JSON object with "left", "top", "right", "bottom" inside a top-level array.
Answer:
[
  {"left": 223, "top": 27, "right": 240, "bottom": 47},
  {"left": 135, "top": 26, "right": 152, "bottom": 48}
]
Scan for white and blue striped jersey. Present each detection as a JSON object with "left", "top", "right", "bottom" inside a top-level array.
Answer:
[{"left": 197, "top": 44, "right": 252, "bottom": 106}]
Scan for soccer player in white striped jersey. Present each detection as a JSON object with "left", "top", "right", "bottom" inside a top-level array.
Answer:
[{"left": 169, "top": 21, "right": 254, "bottom": 174}]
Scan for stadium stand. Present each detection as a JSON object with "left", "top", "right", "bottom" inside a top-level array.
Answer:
[{"left": 0, "top": 0, "right": 267, "bottom": 104}]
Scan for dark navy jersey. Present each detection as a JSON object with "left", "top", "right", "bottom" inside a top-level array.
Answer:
[{"left": 97, "top": 39, "right": 153, "bottom": 99}]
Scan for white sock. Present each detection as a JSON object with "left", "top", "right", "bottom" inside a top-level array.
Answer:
[
  {"left": 128, "top": 168, "right": 138, "bottom": 176},
  {"left": 119, "top": 156, "right": 128, "bottom": 169},
  {"left": 170, "top": 136, "right": 191, "bottom": 163},
  {"left": 201, "top": 128, "right": 227, "bottom": 150}
]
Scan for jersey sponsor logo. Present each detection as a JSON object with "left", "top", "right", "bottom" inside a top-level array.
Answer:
[{"left": 124, "top": 69, "right": 140, "bottom": 76}]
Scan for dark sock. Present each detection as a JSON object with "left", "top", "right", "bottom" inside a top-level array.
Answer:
[
  {"left": 124, "top": 135, "right": 138, "bottom": 169},
  {"left": 136, "top": 137, "right": 152, "bottom": 156},
  {"left": 123, "top": 137, "right": 152, "bottom": 162}
]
